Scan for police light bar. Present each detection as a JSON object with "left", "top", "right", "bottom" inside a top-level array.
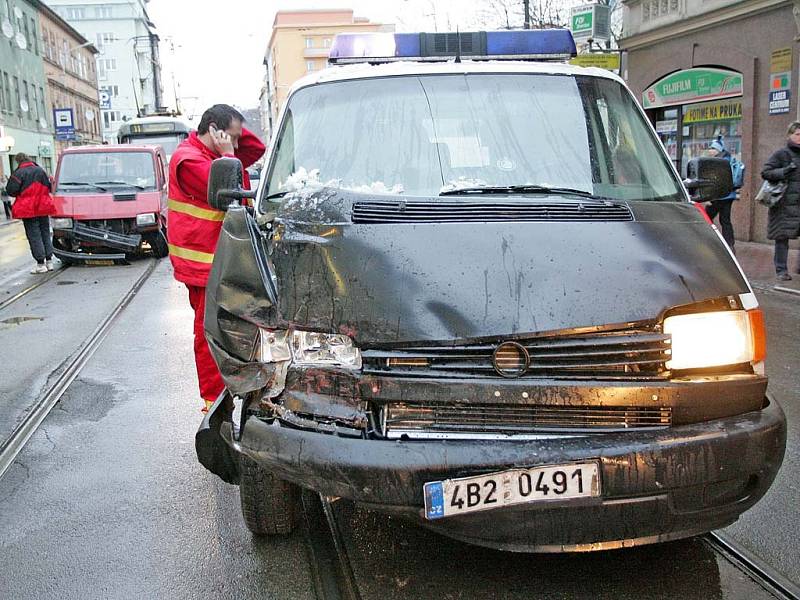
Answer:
[{"left": 328, "top": 30, "right": 577, "bottom": 64}]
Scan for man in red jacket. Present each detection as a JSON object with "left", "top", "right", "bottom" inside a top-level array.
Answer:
[
  {"left": 5, "top": 153, "right": 56, "bottom": 273},
  {"left": 168, "top": 105, "right": 266, "bottom": 411}
]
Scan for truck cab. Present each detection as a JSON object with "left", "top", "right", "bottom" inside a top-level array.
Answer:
[{"left": 51, "top": 145, "right": 169, "bottom": 264}]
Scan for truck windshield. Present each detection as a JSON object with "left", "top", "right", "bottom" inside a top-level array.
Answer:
[
  {"left": 57, "top": 152, "right": 157, "bottom": 192},
  {"left": 266, "top": 74, "right": 684, "bottom": 202}
]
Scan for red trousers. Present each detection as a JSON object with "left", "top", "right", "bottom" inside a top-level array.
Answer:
[{"left": 186, "top": 285, "right": 225, "bottom": 406}]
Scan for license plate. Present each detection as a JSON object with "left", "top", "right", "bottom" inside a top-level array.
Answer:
[
  {"left": 423, "top": 462, "right": 600, "bottom": 520},
  {"left": 87, "top": 259, "right": 115, "bottom": 266}
]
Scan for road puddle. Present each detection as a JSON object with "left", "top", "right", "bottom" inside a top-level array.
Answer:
[{"left": 1, "top": 316, "right": 45, "bottom": 326}]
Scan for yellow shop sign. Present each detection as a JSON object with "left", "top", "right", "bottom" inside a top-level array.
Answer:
[{"left": 683, "top": 100, "right": 742, "bottom": 124}]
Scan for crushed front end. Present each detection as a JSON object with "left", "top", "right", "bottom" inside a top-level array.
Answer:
[{"left": 198, "top": 201, "right": 786, "bottom": 552}]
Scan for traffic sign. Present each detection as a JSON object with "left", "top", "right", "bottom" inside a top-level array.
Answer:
[{"left": 53, "top": 107, "right": 76, "bottom": 141}]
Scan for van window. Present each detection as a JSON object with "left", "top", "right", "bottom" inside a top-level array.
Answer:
[
  {"left": 266, "top": 74, "right": 684, "bottom": 202},
  {"left": 57, "top": 151, "right": 157, "bottom": 191}
]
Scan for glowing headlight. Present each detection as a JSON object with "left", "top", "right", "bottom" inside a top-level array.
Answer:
[
  {"left": 136, "top": 213, "right": 157, "bottom": 226},
  {"left": 51, "top": 217, "right": 73, "bottom": 229},
  {"left": 259, "top": 329, "right": 362, "bottom": 370},
  {"left": 664, "top": 309, "right": 765, "bottom": 370}
]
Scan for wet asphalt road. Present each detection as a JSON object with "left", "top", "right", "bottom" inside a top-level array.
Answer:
[{"left": 0, "top": 258, "right": 797, "bottom": 598}]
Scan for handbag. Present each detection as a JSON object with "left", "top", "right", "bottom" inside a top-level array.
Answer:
[{"left": 755, "top": 179, "right": 787, "bottom": 208}]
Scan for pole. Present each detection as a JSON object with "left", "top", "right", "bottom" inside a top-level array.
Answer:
[{"left": 523, "top": 0, "right": 531, "bottom": 29}]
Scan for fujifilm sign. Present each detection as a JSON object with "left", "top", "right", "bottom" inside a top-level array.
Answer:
[{"left": 570, "top": 3, "right": 611, "bottom": 42}]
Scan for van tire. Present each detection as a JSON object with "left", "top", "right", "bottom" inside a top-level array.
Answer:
[
  {"left": 239, "top": 454, "right": 299, "bottom": 535},
  {"left": 147, "top": 230, "right": 169, "bottom": 259}
]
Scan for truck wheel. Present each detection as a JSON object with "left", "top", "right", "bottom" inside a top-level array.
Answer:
[
  {"left": 147, "top": 230, "right": 169, "bottom": 259},
  {"left": 239, "top": 454, "right": 299, "bottom": 535}
]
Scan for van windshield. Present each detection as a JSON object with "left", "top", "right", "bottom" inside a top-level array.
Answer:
[
  {"left": 57, "top": 151, "right": 157, "bottom": 192},
  {"left": 266, "top": 74, "right": 684, "bottom": 202}
]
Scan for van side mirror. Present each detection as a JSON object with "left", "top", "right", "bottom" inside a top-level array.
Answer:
[
  {"left": 208, "top": 157, "right": 256, "bottom": 211},
  {"left": 684, "top": 157, "right": 733, "bottom": 203}
]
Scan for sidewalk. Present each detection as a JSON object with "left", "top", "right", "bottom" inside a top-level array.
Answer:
[{"left": 735, "top": 241, "right": 800, "bottom": 296}]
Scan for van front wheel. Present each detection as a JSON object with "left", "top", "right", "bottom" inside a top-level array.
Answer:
[
  {"left": 239, "top": 454, "right": 299, "bottom": 535},
  {"left": 146, "top": 230, "right": 169, "bottom": 259}
]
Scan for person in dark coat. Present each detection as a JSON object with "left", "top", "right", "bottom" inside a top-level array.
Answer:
[
  {"left": 705, "top": 137, "right": 737, "bottom": 251},
  {"left": 4, "top": 152, "right": 57, "bottom": 273},
  {"left": 761, "top": 121, "right": 800, "bottom": 281}
]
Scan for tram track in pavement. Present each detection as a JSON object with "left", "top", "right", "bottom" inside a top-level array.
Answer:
[
  {"left": 301, "top": 493, "right": 800, "bottom": 600},
  {"left": 0, "top": 266, "right": 70, "bottom": 312},
  {"left": 0, "top": 259, "right": 157, "bottom": 481}
]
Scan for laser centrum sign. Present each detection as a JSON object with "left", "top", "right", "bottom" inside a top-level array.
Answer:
[{"left": 642, "top": 68, "right": 743, "bottom": 109}]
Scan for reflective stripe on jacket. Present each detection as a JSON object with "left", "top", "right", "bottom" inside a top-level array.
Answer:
[
  {"left": 5, "top": 161, "right": 56, "bottom": 219},
  {"left": 167, "top": 129, "right": 265, "bottom": 286}
]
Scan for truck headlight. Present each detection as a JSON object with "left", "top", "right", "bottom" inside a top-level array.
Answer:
[
  {"left": 664, "top": 309, "right": 765, "bottom": 370},
  {"left": 51, "top": 217, "right": 73, "bottom": 229},
  {"left": 259, "top": 329, "right": 361, "bottom": 370},
  {"left": 136, "top": 213, "right": 157, "bottom": 226}
]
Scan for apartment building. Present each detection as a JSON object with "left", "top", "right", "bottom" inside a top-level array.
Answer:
[
  {"left": 38, "top": 0, "right": 101, "bottom": 156},
  {"left": 262, "top": 9, "right": 393, "bottom": 140},
  {"left": 46, "top": 0, "right": 163, "bottom": 142},
  {"left": 0, "top": 0, "right": 54, "bottom": 175}
]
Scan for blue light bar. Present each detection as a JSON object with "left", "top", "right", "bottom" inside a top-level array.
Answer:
[{"left": 328, "top": 30, "right": 577, "bottom": 65}]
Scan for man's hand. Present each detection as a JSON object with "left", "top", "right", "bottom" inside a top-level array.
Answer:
[{"left": 209, "top": 125, "right": 235, "bottom": 156}]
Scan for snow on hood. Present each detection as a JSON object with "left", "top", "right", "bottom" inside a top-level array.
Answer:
[{"left": 280, "top": 167, "right": 404, "bottom": 197}]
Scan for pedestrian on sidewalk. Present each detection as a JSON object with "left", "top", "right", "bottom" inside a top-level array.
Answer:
[
  {"left": 167, "top": 104, "right": 265, "bottom": 412},
  {"left": 761, "top": 122, "right": 800, "bottom": 281},
  {"left": 705, "top": 136, "right": 743, "bottom": 252},
  {"left": 4, "top": 153, "right": 56, "bottom": 274},
  {"left": 1, "top": 175, "right": 12, "bottom": 220}
]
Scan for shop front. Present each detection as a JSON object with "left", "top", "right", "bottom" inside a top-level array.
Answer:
[{"left": 642, "top": 68, "right": 743, "bottom": 177}]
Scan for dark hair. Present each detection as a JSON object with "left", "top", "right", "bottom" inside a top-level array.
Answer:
[
  {"left": 197, "top": 104, "right": 245, "bottom": 135},
  {"left": 787, "top": 121, "right": 800, "bottom": 136},
  {"left": 14, "top": 152, "right": 30, "bottom": 164}
]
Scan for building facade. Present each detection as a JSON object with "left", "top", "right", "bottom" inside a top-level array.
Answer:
[
  {"left": 37, "top": 0, "right": 101, "bottom": 156},
  {"left": 620, "top": 0, "right": 800, "bottom": 244},
  {"left": 45, "top": 0, "right": 163, "bottom": 143},
  {"left": 0, "top": 0, "right": 54, "bottom": 176},
  {"left": 262, "top": 9, "right": 392, "bottom": 141}
]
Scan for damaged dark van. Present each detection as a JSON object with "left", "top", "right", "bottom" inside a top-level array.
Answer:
[{"left": 196, "top": 30, "right": 786, "bottom": 552}]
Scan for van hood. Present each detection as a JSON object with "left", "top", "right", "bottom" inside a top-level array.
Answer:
[
  {"left": 259, "top": 190, "right": 749, "bottom": 345},
  {"left": 53, "top": 190, "right": 162, "bottom": 220}
]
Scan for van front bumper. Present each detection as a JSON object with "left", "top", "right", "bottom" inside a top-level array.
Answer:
[{"left": 215, "top": 395, "right": 785, "bottom": 552}]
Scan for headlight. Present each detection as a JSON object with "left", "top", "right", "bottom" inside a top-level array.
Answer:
[
  {"left": 259, "top": 329, "right": 361, "bottom": 369},
  {"left": 136, "top": 213, "right": 157, "bottom": 226},
  {"left": 51, "top": 217, "right": 73, "bottom": 229},
  {"left": 664, "top": 309, "right": 765, "bottom": 370}
]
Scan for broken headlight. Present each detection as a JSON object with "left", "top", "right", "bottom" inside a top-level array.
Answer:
[{"left": 258, "top": 329, "right": 362, "bottom": 369}]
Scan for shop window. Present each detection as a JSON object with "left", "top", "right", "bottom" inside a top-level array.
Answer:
[{"left": 680, "top": 99, "right": 742, "bottom": 176}]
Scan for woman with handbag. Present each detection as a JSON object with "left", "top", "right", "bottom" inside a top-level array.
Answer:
[{"left": 761, "top": 121, "right": 800, "bottom": 281}]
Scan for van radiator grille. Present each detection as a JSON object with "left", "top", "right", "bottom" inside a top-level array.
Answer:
[
  {"left": 385, "top": 403, "right": 672, "bottom": 434},
  {"left": 351, "top": 201, "right": 633, "bottom": 223},
  {"left": 362, "top": 328, "right": 671, "bottom": 380}
]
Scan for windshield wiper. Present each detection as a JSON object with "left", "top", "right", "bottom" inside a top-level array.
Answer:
[
  {"left": 94, "top": 180, "right": 146, "bottom": 190},
  {"left": 440, "top": 184, "right": 612, "bottom": 202},
  {"left": 58, "top": 181, "right": 107, "bottom": 192}
]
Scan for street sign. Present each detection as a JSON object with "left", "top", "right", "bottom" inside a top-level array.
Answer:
[
  {"left": 571, "top": 6, "right": 593, "bottom": 38},
  {"left": 99, "top": 91, "right": 111, "bottom": 110},
  {"left": 53, "top": 107, "right": 76, "bottom": 141},
  {"left": 570, "top": 4, "right": 611, "bottom": 42},
  {"left": 769, "top": 89, "right": 790, "bottom": 115},
  {"left": 569, "top": 53, "right": 620, "bottom": 70}
]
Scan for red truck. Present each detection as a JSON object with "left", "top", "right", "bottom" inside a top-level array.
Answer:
[{"left": 51, "top": 145, "right": 169, "bottom": 264}]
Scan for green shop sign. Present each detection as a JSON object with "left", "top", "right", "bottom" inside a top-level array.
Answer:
[{"left": 642, "top": 68, "right": 743, "bottom": 109}]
